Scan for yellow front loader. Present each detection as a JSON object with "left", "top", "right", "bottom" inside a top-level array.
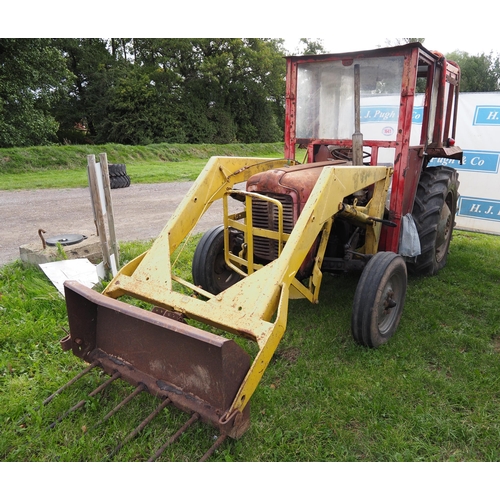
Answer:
[{"left": 62, "top": 155, "right": 394, "bottom": 448}]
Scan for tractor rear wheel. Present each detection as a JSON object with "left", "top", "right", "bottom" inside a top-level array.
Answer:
[
  {"left": 408, "top": 166, "right": 459, "bottom": 276},
  {"left": 192, "top": 225, "right": 243, "bottom": 295},
  {"left": 351, "top": 252, "right": 407, "bottom": 348}
]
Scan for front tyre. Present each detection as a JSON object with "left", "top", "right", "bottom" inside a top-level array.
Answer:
[
  {"left": 351, "top": 252, "right": 407, "bottom": 348},
  {"left": 408, "top": 166, "right": 459, "bottom": 276},
  {"left": 192, "top": 225, "right": 243, "bottom": 295}
]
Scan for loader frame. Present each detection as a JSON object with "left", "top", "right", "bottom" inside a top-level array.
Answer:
[{"left": 76, "top": 157, "right": 392, "bottom": 436}]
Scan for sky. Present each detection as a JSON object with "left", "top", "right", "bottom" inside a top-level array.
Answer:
[
  {"left": 6, "top": 1, "right": 499, "bottom": 57},
  {"left": 285, "top": 35, "right": 499, "bottom": 57}
]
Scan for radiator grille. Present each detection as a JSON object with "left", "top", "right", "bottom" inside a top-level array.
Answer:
[{"left": 251, "top": 193, "right": 294, "bottom": 260}]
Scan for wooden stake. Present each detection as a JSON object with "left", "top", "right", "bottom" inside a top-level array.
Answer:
[
  {"left": 99, "top": 153, "right": 119, "bottom": 270},
  {"left": 87, "top": 154, "right": 112, "bottom": 277}
]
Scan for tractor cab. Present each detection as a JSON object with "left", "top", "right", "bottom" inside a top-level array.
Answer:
[{"left": 283, "top": 43, "right": 462, "bottom": 253}]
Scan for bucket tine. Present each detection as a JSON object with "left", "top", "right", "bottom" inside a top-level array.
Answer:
[
  {"left": 43, "top": 360, "right": 100, "bottom": 406},
  {"left": 16, "top": 361, "right": 100, "bottom": 428},
  {"left": 48, "top": 371, "right": 121, "bottom": 429},
  {"left": 91, "top": 384, "right": 146, "bottom": 430},
  {"left": 199, "top": 434, "right": 227, "bottom": 462},
  {"left": 108, "top": 397, "right": 172, "bottom": 460},
  {"left": 147, "top": 412, "right": 200, "bottom": 462}
]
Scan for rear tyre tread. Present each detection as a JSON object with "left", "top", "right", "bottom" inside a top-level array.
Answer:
[
  {"left": 108, "top": 163, "right": 127, "bottom": 177},
  {"left": 408, "top": 166, "right": 459, "bottom": 276},
  {"left": 110, "top": 172, "right": 131, "bottom": 189}
]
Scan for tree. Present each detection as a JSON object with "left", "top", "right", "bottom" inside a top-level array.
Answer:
[
  {"left": 385, "top": 38, "right": 426, "bottom": 46},
  {"left": 0, "top": 39, "right": 71, "bottom": 147},
  {"left": 100, "top": 38, "right": 287, "bottom": 144},
  {"left": 4, "top": 38, "right": 289, "bottom": 147},
  {"left": 202, "top": 38, "right": 286, "bottom": 143},
  {"left": 446, "top": 50, "right": 500, "bottom": 92},
  {"left": 52, "top": 38, "right": 116, "bottom": 143},
  {"left": 294, "top": 38, "right": 326, "bottom": 55}
]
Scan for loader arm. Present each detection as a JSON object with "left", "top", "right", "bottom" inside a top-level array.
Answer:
[{"left": 105, "top": 156, "right": 296, "bottom": 285}]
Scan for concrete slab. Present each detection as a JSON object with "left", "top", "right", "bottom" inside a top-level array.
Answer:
[{"left": 19, "top": 231, "right": 104, "bottom": 266}]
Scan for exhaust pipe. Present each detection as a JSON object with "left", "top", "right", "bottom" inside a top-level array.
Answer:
[{"left": 352, "top": 63, "right": 364, "bottom": 166}]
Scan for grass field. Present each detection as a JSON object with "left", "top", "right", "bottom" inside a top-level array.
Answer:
[
  {"left": 0, "top": 142, "right": 286, "bottom": 190},
  {"left": 1, "top": 142, "right": 499, "bottom": 466},
  {"left": 1, "top": 230, "right": 499, "bottom": 463}
]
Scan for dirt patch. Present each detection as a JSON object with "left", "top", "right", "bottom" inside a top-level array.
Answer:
[
  {"left": 0, "top": 183, "right": 239, "bottom": 267},
  {"left": 275, "top": 347, "right": 301, "bottom": 364},
  {"left": 493, "top": 336, "right": 500, "bottom": 354}
]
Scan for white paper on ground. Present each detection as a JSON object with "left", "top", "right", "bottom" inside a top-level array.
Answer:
[
  {"left": 39, "top": 258, "right": 102, "bottom": 296},
  {"left": 96, "top": 253, "right": 117, "bottom": 279}
]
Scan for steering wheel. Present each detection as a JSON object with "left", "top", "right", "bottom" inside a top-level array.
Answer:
[{"left": 330, "top": 148, "right": 371, "bottom": 162}]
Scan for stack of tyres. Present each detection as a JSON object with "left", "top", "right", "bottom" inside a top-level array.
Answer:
[{"left": 108, "top": 163, "right": 131, "bottom": 189}]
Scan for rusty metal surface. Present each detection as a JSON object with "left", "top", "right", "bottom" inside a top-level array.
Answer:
[
  {"left": 151, "top": 306, "right": 187, "bottom": 323},
  {"left": 64, "top": 280, "right": 251, "bottom": 438},
  {"left": 93, "top": 384, "right": 146, "bottom": 429},
  {"left": 38, "top": 229, "right": 47, "bottom": 249},
  {"left": 42, "top": 360, "right": 99, "bottom": 406},
  {"left": 199, "top": 434, "right": 227, "bottom": 462},
  {"left": 48, "top": 371, "right": 121, "bottom": 429},
  {"left": 246, "top": 160, "right": 346, "bottom": 210}
]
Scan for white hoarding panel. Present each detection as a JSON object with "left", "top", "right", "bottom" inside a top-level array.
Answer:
[
  {"left": 358, "top": 92, "right": 500, "bottom": 235},
  {"left": 428, "top": 93, "right": 500, "bottom": 235}
]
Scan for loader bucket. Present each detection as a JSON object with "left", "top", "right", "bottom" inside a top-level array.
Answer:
[{"left": 62, "top": 280, "right": 251, "bottom": 439}]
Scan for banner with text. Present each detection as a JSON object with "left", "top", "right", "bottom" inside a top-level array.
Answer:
[{"left": 359, "top": 93, "right": 500, "bottom": 235}]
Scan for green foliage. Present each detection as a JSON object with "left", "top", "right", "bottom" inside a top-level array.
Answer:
[
  {"left": 0, "top": 39, "right": 72, "bottom": 147},
  {"left": 55, "top": 242, "right": 68, "bottom": 260},
  {"left": 51, "top": 38, "right": 117, "bottom": 142},
  {"left": 51, "top": 38, "right": 287, "bottom": 146},
  {"left": 1, "top": 38, "right": 288, "bottom": 148},
  {"left": 297, "top": 38, "right": 326, "bottom": 55},
  {"left": 446, "top": 50, "right": 500, "bottom": 92}
]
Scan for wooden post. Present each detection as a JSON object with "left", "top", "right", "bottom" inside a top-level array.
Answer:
[
  {"left": 99, "top": 153, "right": 119, "bottom": 269},
  {"left": 87, "top": 154, "right": 112, "bottom": 277}
]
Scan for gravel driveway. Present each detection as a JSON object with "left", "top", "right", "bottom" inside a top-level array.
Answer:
[{"left": 0, "top": 182, "right": 234, "bottom": 267}]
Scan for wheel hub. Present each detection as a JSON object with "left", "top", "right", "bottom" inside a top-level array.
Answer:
[{"left": 382, "top": 289, "right": 397, "bottom": 315}]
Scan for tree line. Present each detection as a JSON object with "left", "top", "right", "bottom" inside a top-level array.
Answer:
[
  {"left": 1, "top": 38, "right": 499, "bottom": 149},
  {"left": 0, "top": 38, "right": 288, "bottom": 148}
]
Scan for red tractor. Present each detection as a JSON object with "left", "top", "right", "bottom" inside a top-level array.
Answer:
[
  {"left": 192, "top": 41, "right": 461, "bottom": 347},
  {"left": 59, "top": 43, "right": 462, "bottom": 454}
]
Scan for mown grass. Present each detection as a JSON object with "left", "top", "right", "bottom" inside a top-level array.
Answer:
[
  {"left": 1, "top": 230, "right": 499, "bottom": 462},
  {"left": 0, "top": 142, "right": 285, "bottom": 190}
]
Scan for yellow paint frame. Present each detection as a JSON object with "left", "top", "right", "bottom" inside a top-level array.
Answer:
[{"left": 103, "top": 157, "right": 392, "bottom": 416}]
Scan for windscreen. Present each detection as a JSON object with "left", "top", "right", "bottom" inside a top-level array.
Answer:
[{"left": 296, "top": 56, "right": 405, "bottom": 141}]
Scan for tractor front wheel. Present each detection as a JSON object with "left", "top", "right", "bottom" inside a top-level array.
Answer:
[
  {"left": 192, "top": 225, "right": 243, "bottom": 295},
  {"left": 408, "top": 166, "right": 459, "bottom": 276},
  {"left": 351, "top": 252, "right": 407, "bottom": 348}
]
